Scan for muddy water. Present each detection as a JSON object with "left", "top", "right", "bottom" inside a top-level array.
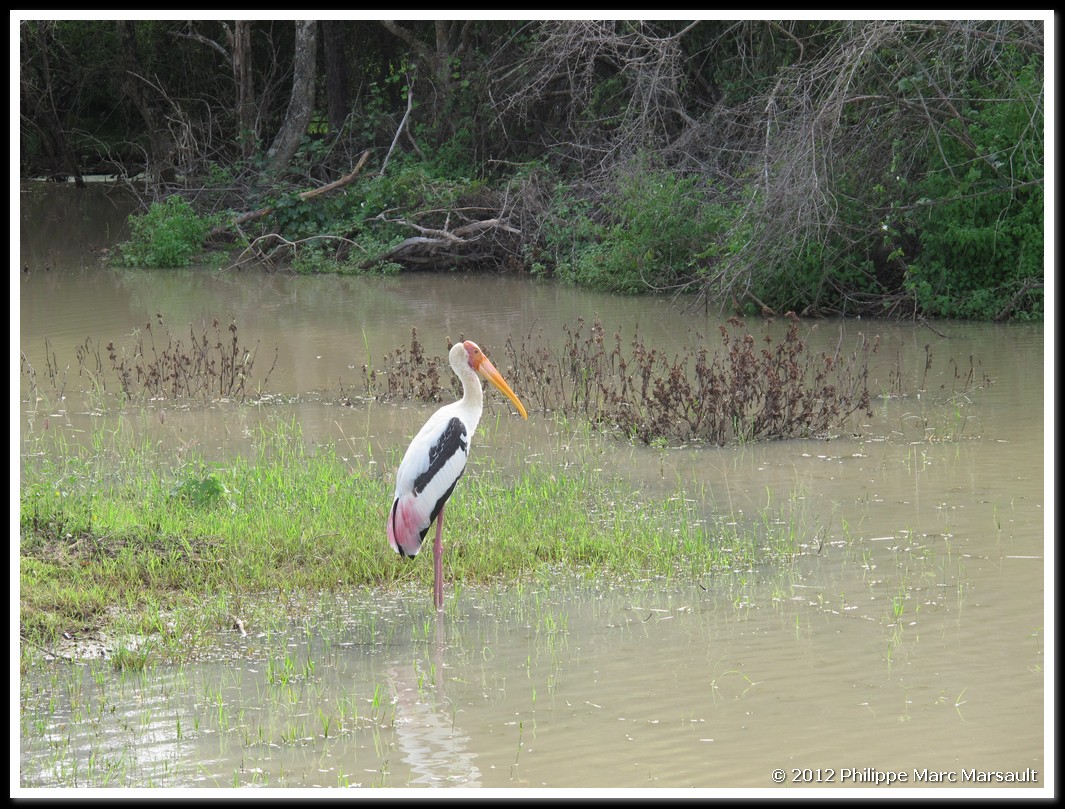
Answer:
[{"left": 17, "top": 183, "right": 1048, "bottom": 791}]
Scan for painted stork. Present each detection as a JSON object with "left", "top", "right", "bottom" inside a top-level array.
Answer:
[{"left": 387, "top": 340, "right": 528, "bottom": 609}]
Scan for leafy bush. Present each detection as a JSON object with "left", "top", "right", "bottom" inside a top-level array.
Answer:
[
  {"left": 170, "top": 470, "right": 229, "bottom": 509},
  {"left": 289, "top": 241, "right": 401, "bottom": 276},
  {"left": 905, "top": 60, "right": 1043, "bottom": 320},
  {"left": 547, "top": 163, "right": 739, "bottom": 294},
  {"left": 117, "top": 196, "right": 214, "bottom": 268},
  {"left": 747, "top": 240, "right": 831, "bottom": 315},
  {"left": 271, "top": 191, "right": 346, "bottom": 242},
  {"left": 362, "top": 159, "right": 484, "bottom": 214}
]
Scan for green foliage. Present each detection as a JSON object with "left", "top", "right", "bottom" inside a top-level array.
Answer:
[
  {"left": 245, "top": 152, "right": 492, "bottom": 276},
  {"left": 547, "top": 163, "right": 740, "bottom": 294},
  {"left": 749, "top": 240, "right": 831, "bottom": 314},
  {"left": 169, "top": 470, "right": 229, "bottom": 509},
  {"left": 271, "top": 190, "right": 353, "bottom": 242},
  {"left": 352, "top": 69, "right": 413, "bottom": 147},
  {"left": 535, "top": 181, "right": 600, "bottom": 278},
  {"left": 290, "top": 244, "right": 340, "bottom": 275},
  {"left": 745, "top": 49, "right": 1043, "bottom": 321},
  {"left": 289, "top": 242, "right": 401, "bottom": 276},
  {"left": 428, "top": 125, "right": 479, "bottom": 177},
  {"left": 904, "top": 60, "right": 1043, "bottom": 320},
  {"left": 365, "top": 158, "right": 483, "bottom": 213},
  {"left": 117, "top": 196, "right": 214, "bottom": 268},
  {"left": 267, "top": 159, "right": 488, "bottom": 275}
]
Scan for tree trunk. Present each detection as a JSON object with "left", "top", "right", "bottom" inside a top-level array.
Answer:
[
  {"left": 266, "top": 20, "right": 317, "bottom": 175},
  {"left": 116, "top": 21, "right": 177, "bottom": 186},
  {"left": 322, "top": 21, "right": 352, "bottom": 135},
  {"left": 22, "top": 22, "right": 85, "bottom": 186},
  {"left": 233, "top": 21, "right": 256, "bottom": 157}
]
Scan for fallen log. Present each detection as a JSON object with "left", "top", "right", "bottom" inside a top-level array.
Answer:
[
  {"left": 209, "top": 150, "right": 371, "bottom": 238},
  {"left": 360, "top": 216, "right": 521, "bottom": 270}
]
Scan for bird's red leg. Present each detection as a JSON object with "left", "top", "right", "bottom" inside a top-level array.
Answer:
[{"left": 433, "top": 505, "right": 445, "bottom": 609}]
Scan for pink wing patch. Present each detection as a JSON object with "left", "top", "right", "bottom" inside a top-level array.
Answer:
[{"left": 387, "top": 494, "right": 429, "bottom": 557}]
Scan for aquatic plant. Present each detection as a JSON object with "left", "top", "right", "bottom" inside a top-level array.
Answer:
[
  {"left": 363, "top": 327, "right": 446, "bottom": 402},
  {"left": 85, "top": 313, "right": 278, "bottom": 402},
  {"left": 366, "top": 315, "right": 879, "bottom": 445}
]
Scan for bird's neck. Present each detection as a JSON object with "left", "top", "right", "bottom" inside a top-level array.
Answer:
[{"left": 458, "top": 368, "right": 484, "bottom": 429}]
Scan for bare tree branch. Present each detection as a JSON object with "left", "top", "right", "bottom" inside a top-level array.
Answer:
[{"left": 379, "top": 86, "right": 413, "bottom": 177}]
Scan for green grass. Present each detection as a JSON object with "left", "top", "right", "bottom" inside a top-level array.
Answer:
[{"left": 19, "top": 419, "right": 807, "bottom": 665}]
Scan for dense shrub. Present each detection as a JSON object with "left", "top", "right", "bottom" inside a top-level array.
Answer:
[
  {"left": 905, "top": 61, "right": 1043, "bottom": 320},
  {"left": 546, "top": 163, "right": 741, "bottom": 294},
  {"left": 117, "top": 196, "right": 214, "bottom": 268}
]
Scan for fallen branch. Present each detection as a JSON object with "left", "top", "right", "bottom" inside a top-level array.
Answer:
[
  {"left": 209, "top": 150, "right": 371, "bottom": 237},
  {"left": 360, "top": 216, "right": 521, "bottom": 269},
  {"left": 994, "top": 279, "right": 1043, "bottom": 321},
  {"left": 230, "top": 233, "right": 363, "bottom": 271}
]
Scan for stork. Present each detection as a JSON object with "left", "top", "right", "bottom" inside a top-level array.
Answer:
[{"left": 387, "top": 340, "right": 528, "bottom": 609}]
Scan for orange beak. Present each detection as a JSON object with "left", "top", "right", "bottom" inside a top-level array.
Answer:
[{"left": 476, "top": 355, "right": 528, "bottom": 420}]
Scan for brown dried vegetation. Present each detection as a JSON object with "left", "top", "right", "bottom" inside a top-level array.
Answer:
[
  {"left": 363, "top": 328, "right": 449, "bottom": 403},
  {"left": 366, "top": 316, "right": 879, "bottom": 446},
  {"left": 70, "top": 315, "right": 276, "bottom": 402}
]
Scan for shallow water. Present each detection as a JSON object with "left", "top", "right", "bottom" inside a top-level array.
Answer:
[{"left": 16, "top": 183, "right": 1049, "bottom": 792}]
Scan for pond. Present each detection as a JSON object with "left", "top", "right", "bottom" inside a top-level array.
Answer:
[{"left": 16, "top": 182, "right": 1048, "bottom": 792}]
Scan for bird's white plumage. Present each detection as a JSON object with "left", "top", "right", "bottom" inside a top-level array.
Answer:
[
  {"left": 387, "top": 343, "right": 485, "bottom": 557},
  {"left": 386, "top": 339, "right": 527, "bottom": 608},
  {"left": 392, "top": 409, "right": 471, "bottom": 500}
]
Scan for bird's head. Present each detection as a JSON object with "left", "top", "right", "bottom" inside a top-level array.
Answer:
[{"left": 457, "top": 340, "right": 528, "bottom": 419}]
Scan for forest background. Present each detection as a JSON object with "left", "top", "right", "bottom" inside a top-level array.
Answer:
[{"left": 17, "top": 17, "right": 1046, "bottom": 320}]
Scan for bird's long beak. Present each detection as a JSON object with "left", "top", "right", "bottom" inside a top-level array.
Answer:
[{"left": 477, "top": 356, "right": 528, "bottom": 420}]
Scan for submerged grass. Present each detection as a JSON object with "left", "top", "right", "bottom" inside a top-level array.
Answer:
[{"left": 19, "top": 419, "right": 807, "bottom": 666}]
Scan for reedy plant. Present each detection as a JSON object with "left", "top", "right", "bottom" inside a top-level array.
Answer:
[
  {"left": 101, "top": 314, "right": 277, "bottom": 402},
  {"left": 365, "top": 315, "right": 881, "bottom": 445}
]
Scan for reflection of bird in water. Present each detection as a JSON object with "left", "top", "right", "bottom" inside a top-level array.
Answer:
[
  {"left": 387, "top": 340, "right": 528, "bottom": 609},
  {"left": 387, "top": 616, "right": 481, "bottom": 786}
]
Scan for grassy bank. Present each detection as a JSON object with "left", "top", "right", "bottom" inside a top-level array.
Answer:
[{"left": 19, "top": 419, "right": 807, "bottom": 666}]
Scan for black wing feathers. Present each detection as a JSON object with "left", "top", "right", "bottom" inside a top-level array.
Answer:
[{"left": 413, "top": 417, "right": 468, "bottom": 495}]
